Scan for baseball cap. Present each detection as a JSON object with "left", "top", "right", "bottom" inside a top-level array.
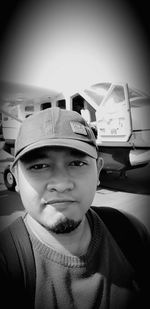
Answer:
[{"left": 12, "top": 107, "right": 97, "bottom": 167}]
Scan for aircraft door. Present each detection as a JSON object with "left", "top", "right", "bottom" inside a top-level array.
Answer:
[{"left": 96, "top": 84, "right": 132, "bottom": 143}]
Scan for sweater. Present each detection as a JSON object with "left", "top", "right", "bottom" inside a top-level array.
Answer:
[{"left": 25, "top": 208, "right": 140, "bottom": 309}]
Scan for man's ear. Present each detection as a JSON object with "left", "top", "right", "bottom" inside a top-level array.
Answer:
[
  {"left": 96, "top": 156, "right": 104, "bottom": 186},
  {"left": 11, "top": 165, "right": 20, "bottom": 193}
]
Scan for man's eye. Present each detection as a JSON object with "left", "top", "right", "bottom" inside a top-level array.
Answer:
[
  {"left": 69, "top": 160, "right": 87, "bottom": 167},
  {"left": 29, "top": 164, "right": 49, "bottom": 170}
]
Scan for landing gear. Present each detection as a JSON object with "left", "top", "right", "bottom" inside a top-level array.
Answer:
[{"left": 3, "top": 165, "right": 16, "bottom": 191}]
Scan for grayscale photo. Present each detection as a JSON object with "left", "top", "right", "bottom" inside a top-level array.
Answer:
[{"left": 0, "top": 0, "right": 150, "bottom": 308}]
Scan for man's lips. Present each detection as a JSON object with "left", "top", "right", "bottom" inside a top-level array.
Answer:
[{"left": 44, "top": 199, "right": 76, "bottom": 206}]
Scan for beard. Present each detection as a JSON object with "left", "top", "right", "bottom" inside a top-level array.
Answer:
[{"left": 44, "top": 217, "right": 82, "bottom": 234}]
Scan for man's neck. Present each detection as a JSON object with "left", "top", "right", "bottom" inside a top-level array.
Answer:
[{"left": 25, "top": 213, "right": 92, "bottom": 256}]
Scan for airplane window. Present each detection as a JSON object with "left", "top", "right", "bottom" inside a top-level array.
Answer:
[
  {"left": 72, "top": 95, "right": 84, "bottom": 113},
  {"left": 57, "top": 100, "right": 66, "bottom": 109},
  {"left": 91, "top": 82, "right": 111, "bottom": 92},
  {"left": 84, "top": 83, "right": 111, "bottom": 106},
  {"left": 41, "top": 102, "right": 51, "bottom": 110},
  {"left": 25, "top": 105, "right": 34, "bottom": 112},
  {"left": 105, "top": 85, "right": 125, "bottom": 106}
]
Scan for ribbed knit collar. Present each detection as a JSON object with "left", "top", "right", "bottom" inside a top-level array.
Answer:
[{"left": 25, "top": 208, "right": 103, "bottom": 268}]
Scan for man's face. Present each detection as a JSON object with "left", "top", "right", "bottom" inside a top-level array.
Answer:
[{"left": 14, "top": 147, "right": 102, "bottom": 233}]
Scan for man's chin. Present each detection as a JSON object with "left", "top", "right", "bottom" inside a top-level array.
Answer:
[{"left": 44, "top": 217, "right": 81, "bottom": 234}]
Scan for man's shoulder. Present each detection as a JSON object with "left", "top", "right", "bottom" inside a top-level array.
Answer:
[
  {"left": 0, "top": 211, "right": 25, "bottom": 233},
  {"left": 91, "top": 206, "right": 150, "bottom": 283},
  {"left": 120, "top": 210, "right": 150, "bottom": 241},
  {"left": 92, "top": 206, "right": 149, "bottom": 233},
  {"left": 91, "top": 206, "right": 150, "bottom": 249}
]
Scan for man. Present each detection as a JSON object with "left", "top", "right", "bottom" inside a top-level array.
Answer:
[{"left": 0, "top": 107, "right": 150, "bottom": 308}]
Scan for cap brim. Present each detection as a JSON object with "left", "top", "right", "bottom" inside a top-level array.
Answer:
[{"left": 12, "top": 138, "right": 97, "bottom": 167}]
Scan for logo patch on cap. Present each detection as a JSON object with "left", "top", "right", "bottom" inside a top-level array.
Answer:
[{"left": 70, "top": 121, "right": 87, "bottom": 135}]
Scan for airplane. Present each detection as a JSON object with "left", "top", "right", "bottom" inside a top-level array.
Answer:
[
  {"left": 0, "top": 80, "right": 150, "bottom": 190},
  {"left": 81, "top": 82, "right": 150, "bottom": 175}
]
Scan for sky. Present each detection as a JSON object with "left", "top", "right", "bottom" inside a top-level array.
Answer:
[{"left": 1, "top": 0, "right": 150, "bottom": 95}]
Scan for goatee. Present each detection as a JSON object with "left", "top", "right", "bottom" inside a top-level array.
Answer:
[{"left": 45, "top": 217, "right": 81, "bottom": 234}]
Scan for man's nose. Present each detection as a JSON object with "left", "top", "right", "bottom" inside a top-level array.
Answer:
[{"left": 46, "top": 172, "right": 74, "bottom": 192}]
